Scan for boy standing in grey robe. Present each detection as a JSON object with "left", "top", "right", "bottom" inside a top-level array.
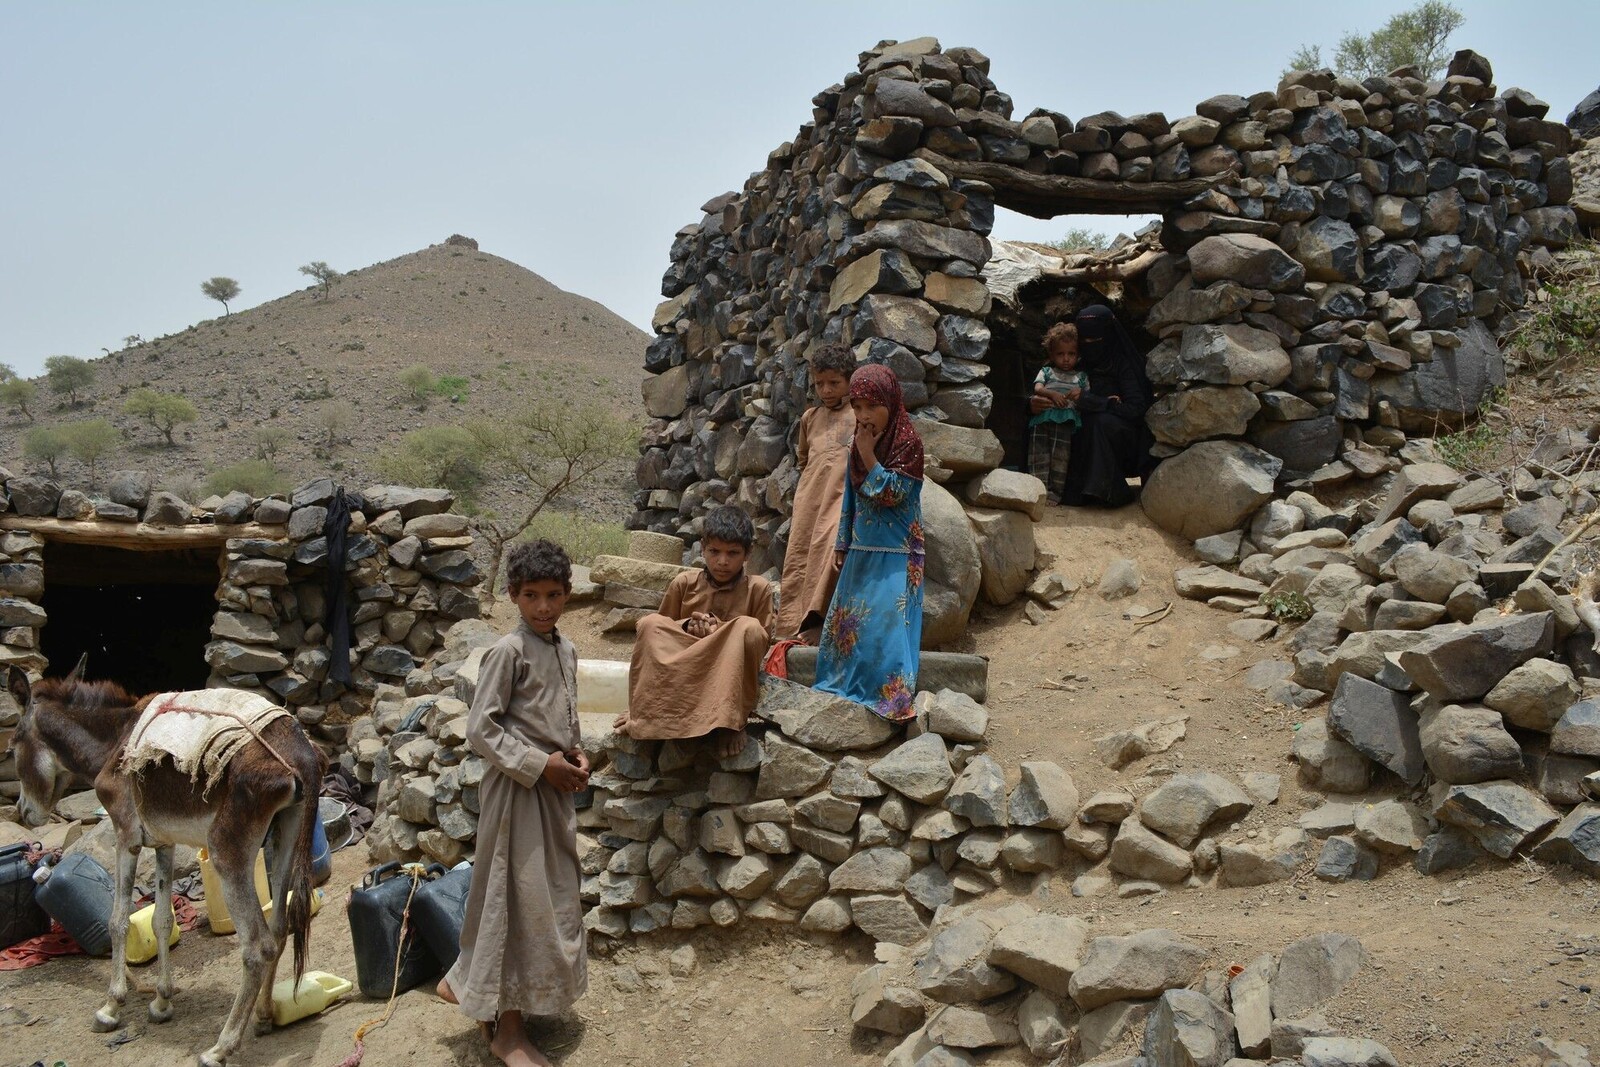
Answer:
[{"left": 439, "top": 540, "right": 589, "bottom": 1067}]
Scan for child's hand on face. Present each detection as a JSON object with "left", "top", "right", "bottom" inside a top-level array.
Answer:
[
  {"left": 542, "top": 750, "right": 589, "bottom": 792},
  {"left": 854, "top": 424, "right": 881, "bottom": 467}
]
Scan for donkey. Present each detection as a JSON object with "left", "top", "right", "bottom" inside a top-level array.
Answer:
[{"left": 6, "top": 662, "right": 326, "bottom": 1067}]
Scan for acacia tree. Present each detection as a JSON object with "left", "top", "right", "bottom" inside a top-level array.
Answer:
[
  {"left": 314, "top": 399, "right": 356, "bottom": 452},
  {"left": 400, "top": 365, "right": 437, "bottom": 405},
  {"left": 201, "top": 276, "right": 241, "bottom": 316},
  {"left": 1287, "top": 1, "right": 1464, "bottom": 80},
  {"left": 0, "top": 376, "right": 36, "bottom": 421},
  {"left": 468, "top": 403, "right": 635, "bottom": 602},
  {"left": 123, "top": 387, "right": 198, "bottom": 445},
  {"left": 299, "top": 261, "right": 339, "bottom": 299},
  {"left": 44, "top": 355, "right": 95, "bottom": 406},
  {"left": 251, "top": 423, "right": 291, "bottom": 461},
  {"left": 23, "top": 426, "right": 70, "bottom": 478},
  {"left": 63, "top": 419, "right": 121, "bottom": 483}
]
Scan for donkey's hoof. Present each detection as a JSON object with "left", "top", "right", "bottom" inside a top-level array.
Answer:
[
  {"left": 92, "top": 1009, "right": 123, "bottom": 1032},
  {"left": 254, "top": 1016, "right": 274, "bottom": 1036},
  {"left": 198, "top": 1052, "right": 227, "bottom": 1067},
  {"left": 148, "top": 999, "right": 173, "bottom": 1024}
]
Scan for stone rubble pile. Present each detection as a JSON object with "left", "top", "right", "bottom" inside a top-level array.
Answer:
[
  {"left": 0, "top": 469, "right": 483, "bottom": 799},
  {"left": 1170, "top": 436, "right": 1600, "bottom": 880},
  {"left": 632, "top": 37, "right": 1578, "bottom": 625},
  {"left": 852, "top": 923, "right": 1393, "bottom": 1067}
]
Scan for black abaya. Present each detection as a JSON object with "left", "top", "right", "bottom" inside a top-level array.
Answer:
[{"left": 1058, "top": 305, "right": 1155, "bottom": 507}]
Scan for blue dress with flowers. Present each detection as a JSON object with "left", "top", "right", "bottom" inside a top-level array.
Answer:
[{"left": 814, "top": 464, "right": 924, "bottom": 720}]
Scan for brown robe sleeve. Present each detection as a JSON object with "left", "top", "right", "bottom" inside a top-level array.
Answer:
[
  {"left": 795, "top": 407, "right": 815, "bottom": 470},
  {"left": 467, "top": 640, "right": 549, "bottom": 788},
  {"left": 659, "top": 571, "right": 693, "bottom": 622},
  {"left": 747, "top": 577, "right": 775, "bottom": 639}
]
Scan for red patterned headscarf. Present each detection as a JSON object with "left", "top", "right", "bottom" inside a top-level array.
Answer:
[{"left": 848, "top": 364, "right": 925, "bottom": 487}]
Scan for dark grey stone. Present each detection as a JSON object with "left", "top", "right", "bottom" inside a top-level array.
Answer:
[
  {"left": 1397, "top": 611, "right": 1555, "bottom": 702},
  {"left": 5, "top": 477, "right": 61, "bottom": 517},
  {"left": 1433, "top": 781, "right": 1560, "bottom": 858},
  {"left": 105, "top": 470, "right": 152, "bottom": 508},
  {"left": 214, "top": 491, "right": 254, "bottom": 524},
  {"left": 1328, "top": 675, "right": 1425, "bottom": 785},
  {"left": 1314, "top": 835, "right": 1379, "bottom": 882}
]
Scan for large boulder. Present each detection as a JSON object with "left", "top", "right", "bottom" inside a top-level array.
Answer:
[
  {"left": 1172, "top": 324, "right": 1292, "bottom": 387},
  {"left": 967, "top": 507, "right": 1035, "bottom": 606},
  {"left": 1146, "top": 387, "right": 1261, "bottom": 447},
  {"left": 1188, "top": 233, "right": 1307, "bottom": 291},
  {"left": 922, "top": 479, "right": 982, "bottom": 647},
  {"left": 1398, "top": 612, "right": 1555, "bottom": 702},
  {"left": 1369, "top": 319, "right": 1507, "bottom": 432},
  {"left": 919, "top": 422, "right": 1005, "bottom": 477},
  {"left": 1142, "top": 441, "right": 1282, "bottom": 540}
]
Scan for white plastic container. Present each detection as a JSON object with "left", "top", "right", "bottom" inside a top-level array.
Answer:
[{"left": 577, "top": 659, "right": 629, "bottom": 718}]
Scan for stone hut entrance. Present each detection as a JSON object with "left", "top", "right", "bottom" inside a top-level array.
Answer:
[
  {"left": 40, "top": 540, "right": 220, "bottom": 693},
  {"left": 942, "top": 160, "right": 1207, "bottom": 470}
]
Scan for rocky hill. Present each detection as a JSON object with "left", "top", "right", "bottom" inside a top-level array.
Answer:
[{"left": 0, "top": 238, "right": 650, "bottom": 520}]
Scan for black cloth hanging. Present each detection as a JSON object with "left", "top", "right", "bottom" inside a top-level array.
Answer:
[
  {"left": 1059, "top": 304, "right": 1157, "bottom": 508},
  {"left": 324, "top": 488, "right": 354, "bottom": 685}
]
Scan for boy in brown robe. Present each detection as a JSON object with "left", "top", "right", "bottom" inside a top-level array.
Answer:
[
  {"left": 620, "top": 505, "right": 773, "bottom": 757},
  {"left": 438, "top": 540, "right": 588, "bottom": 1067},
  {"left": 775, "top": 342, "right": 856, "bottom": 642}
]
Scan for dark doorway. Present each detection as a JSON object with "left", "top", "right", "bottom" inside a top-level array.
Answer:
[{"left": 39, "top": 542, "right": 221, "bottom": 693}]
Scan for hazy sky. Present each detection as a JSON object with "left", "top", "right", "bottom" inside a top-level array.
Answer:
[{"left": 4, "top": 1, "right": 1597, "bottom": 378}]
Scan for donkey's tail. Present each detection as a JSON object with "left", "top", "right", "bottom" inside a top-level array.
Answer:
[{"left": 286, "top": 742, "right": 326, "bottom": 984}]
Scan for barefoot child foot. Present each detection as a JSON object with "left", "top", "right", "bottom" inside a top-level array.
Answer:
[
  {"left": 712, "top": 727, "right": 747, "bottom": 759},
  {"left": 436, "top": 978, "right": 457, "bottom": 1004},
  {"left": 489, "top": 1011, "right": 551, "bottom": 1067},
  {"left": 612, "top": 712, "right": 630, "bottom": 734}
]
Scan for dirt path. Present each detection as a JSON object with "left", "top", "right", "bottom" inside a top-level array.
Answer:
[{"left": 3, "top": 507, "right": 1597, "bottom": 1065}]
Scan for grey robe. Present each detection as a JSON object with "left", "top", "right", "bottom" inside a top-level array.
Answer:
[{"left": 445, "top": 622, "right": 587, "bottom": 1020}]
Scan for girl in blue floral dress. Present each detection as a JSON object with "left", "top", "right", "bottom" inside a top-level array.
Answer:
[{"left": 815, "top": 364, "right": 925, "bottom": 721}]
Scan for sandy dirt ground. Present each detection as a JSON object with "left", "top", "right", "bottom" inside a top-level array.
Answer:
[{"left": 3, "top": 506, "right": 1597, "bottom": 1066}]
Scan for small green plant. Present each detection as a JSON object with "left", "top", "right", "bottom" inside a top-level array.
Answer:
[
  {"left": 400, "top": 364, "right": 436, "bottom": 403},
  {"left": 1046, "top": 226, "right": 1115, "bottom": 253},
  {"left": 436, "top": 374, "right": 469, "bottom": 397},
  {"left": 251, "top": 424, "right": 291, "bottom": 462},
  {"left": 1434, "top": 387, "right": 1508, "bottom": 472},
  {"left": 1260, "top": 590, "right": 1314, "bottom": 622},
  {"left": 204, "top": 459, "right": 289, "bottom": 498},
  {"left": 1513, "top": 248, "right": 1600, "bottom": 368}
]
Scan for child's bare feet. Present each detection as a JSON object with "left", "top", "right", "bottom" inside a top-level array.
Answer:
[
  {"left": 612, "top": 712, "right": 631, "bottom": 735},
  {"left": 712, "top": 727, "right": 747, "bottom": 759},
  {"left": 436, "top": 978, "right": 457, "bottom": 1004},
  {"left": 490, "top": 1011, "right": 551, "bottom": 1067}
]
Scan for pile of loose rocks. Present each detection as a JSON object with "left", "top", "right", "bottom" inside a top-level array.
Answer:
[
  {"left": 0, "top": 470, "right": 482, "bottom": 795},
  {"left": 634, "top": 36, "right": 1579, "bottom": 614},
  {"left": 1172, "top": 436, "right": 1600, "bottom": 880},
  {"left": 854, "top": 920, "right": 1389, "bottom": 1067}
]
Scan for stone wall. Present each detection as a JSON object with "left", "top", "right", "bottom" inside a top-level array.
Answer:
[
  {"left": 630, "top": 36, "right": 1579, "bottom": 572},
  {"left": 0, "top": 469, "right": 483, "bottom": 796}
]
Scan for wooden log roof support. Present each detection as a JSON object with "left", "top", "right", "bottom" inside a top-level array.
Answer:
[
  {"left": 923, "top": 155, "right": 1221, "bottom": 219},
  {"left": 0, "top": 516, "right": 288, "bottom": 549}
]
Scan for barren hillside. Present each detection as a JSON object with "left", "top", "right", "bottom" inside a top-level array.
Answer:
[{"left": 0, "top": 239, "right": 649, "bottom": 519}]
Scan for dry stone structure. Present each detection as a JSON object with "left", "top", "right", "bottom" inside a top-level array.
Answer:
[
  {"left": 632, "top": 37, "right": 1579, "bottom": 592},
  {"left": 0, "top": 468, "right": 483, "bottom": 798}
]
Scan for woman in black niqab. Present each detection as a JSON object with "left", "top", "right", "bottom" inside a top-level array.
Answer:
[{"left": 1056, "top": 304, "right": 1155, "bottom": 507}]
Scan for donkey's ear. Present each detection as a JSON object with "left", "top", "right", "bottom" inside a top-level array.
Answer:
[
  {"left": 5, "top": 666, "right": 30, "bottom": 709},
  {"left": 66, "top": 653, "right": 88, "bottom": 684}
]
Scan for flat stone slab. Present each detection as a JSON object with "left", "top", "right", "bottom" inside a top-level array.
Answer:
[
  {"left": 754, "top": 676, "right": 898, "bottom": 752},
  {"left": 1530, "top": 803, "right": 1600, "bottom": 876},
  {"left": 1434, "top": 780, "right": 1561, "bottom": 858},
  {"left": 783, "top": 646, "right": 988, "bottom": 703},
  {"left": 1397, "top": 612, "right": 1555, "bottom": 702}
]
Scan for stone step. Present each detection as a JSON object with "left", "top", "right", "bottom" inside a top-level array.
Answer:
[{"left": 780, "top": 645, "right": 988, "bottom": 703}]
